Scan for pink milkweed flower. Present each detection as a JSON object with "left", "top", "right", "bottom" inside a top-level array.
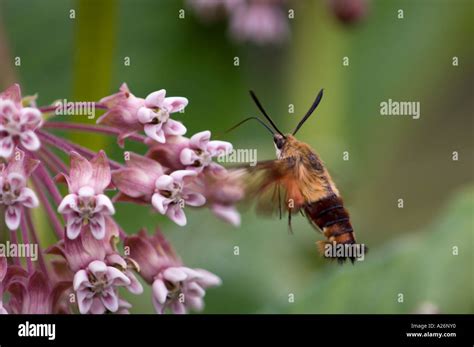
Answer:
[
  {"left": 180, "top": 130, "right": 233, "bottom": 174},
  {"left": 137, "top": 89, "right": 188, "bottom": 144},
  {"left": 73, "top": 260, "right": 131, "bottom": 314},
  {"left": 0, "top": 84, "right": 43, "bottom": 158},
  {"left": 152, "top": 170, "right": 206, "bottom": 226},
  {"left": 112, "top": 152, "right": 165, "bottom": 204},
  {"left": 57, "top": 150, "right": 115, "bottom": 240},
  {"left": 47, "top": 219, "right": 143, "bottom": 314},
  {"left": 125, "top": 230, "right": 221, "bottom": 314},
  {"left": 0, "top": 149, "right": 39, "bottom": 230},
  {"left": 229, "top": 1, "right": 290, "bottom": 45},
  {"left": 97, "top": 83, "right": 146, "bottom": 146},
  {"left": 187, "top": 0, "right": 243, "bottom": 21}
]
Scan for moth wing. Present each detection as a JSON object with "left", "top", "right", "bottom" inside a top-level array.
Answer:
[{"left": 231, "top": 159, "right": 306, "bottom": 218}]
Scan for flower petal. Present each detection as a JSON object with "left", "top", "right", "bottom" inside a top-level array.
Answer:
[
  {"left": 189, "top": 131, "right": 211, "bottom": 150},
  {"left": 166, "top": 205, "right": 187, "bottom": 226},
  {"left": 89, "top": 150, "right": 111, "bottom": 193},
  {"left": 144, "top": 123, "right": 166, "bottom": 143},
  {"left": 5, "top": 205, "right": 21, "bottom": 230},
  {"left": 112, "top": 167, "right": 155, "bottom": 198},
  {"left": 20, "top": 107, "right": 42, "bottom": 127},
  {"left": 184, "top": 192, "right": 206, "bottom": 207},
  {"left": 69, "top": 152, "right": 93, "bottom": 192},
  {"left": 17, "top": 187, "right": 39, "bottom": 208},
  {"left": 154, "top": 174, "right": 174, "bottom": 190},
  {"left": 73, "top": 269, "right": 90, "bottom": 291},
  {"left": 163, "top": 96, "right": 188, "bottom": 113},
  {"left": 179, "top": 148, "right": 199, "bottom": 166},
  {"left": 100, "top": 288, "right": 119, "bottom": 312},
  {"left": 0, "top": 136, "right": 14, "bottom": 158},
  {"left": 151, "top": 193, "right": 170, "bottom": 214},
  {"left": 163, "top": 119, "right": 186, "bottom": 136},
  {"left": 66, "top": 216, "right": 83, "bottom": 240},
  {"left": 170, "top": 169, "right": 196, "bottom": 183},
  {"left": 94, "top": 194, "right": 115, "bottom": 215},
  {"left": 58, "top": 194, "right": 78, "bottom": 214},
  {"left": 152, "top": 279, "right": 168, "bottom": 304},
  {"left": 89, "top": 214, "right": 106, "bottom": 240},
  {"left": 144, "top": 90, "right": 166, "bottom": 108},
  {"left": 19, "top": 130, "right": 41, "bottom": 151},
  {"left": 163, "top": 267, "right": 188, "bottom": 282}
]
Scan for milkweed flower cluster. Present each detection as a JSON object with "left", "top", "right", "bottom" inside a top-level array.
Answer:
[{"left": 0, "top": 83, "right": 242, "bottom": 314}]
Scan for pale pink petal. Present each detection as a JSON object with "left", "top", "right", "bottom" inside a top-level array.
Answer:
[
  {"left": 58, "top": 194, "right": 78, "bottom": 214},
  {"left": 152, "top": 279, "right": 168, "bottom": 305},
  {"left": 5, "top": 205, "right": 21, "bottom": 230},
  {"left": 186, "top": 295, "right": 204, "bottom": 311},
  {"left": 151, "top": 193, "right": 170, "bottom": 214},
  {"left": 144, "top": 123, "right": 166, "bottom": 143},
  {"left": 76, "top": 289, "right": 94, "bottom": 314},
  {"left": 19, "top": 107, "right": 42, "bottom": 127},
  {"left": 212, "top": 204, "right": 241, "bottom": 226},
  {"left": 89, "top": 214, "right": 106, "bottom": 240},
  {"left": 163, "top": 267, "right": 188, "bottom": 282},
  {"left": 127, "top": 152, "right": 163, "bottom": 179},
  {"left": 195, "top": 269, "right": 222, "bottom": 287},
  {"left": 179, "top": 148, "right": 199, "bottom": 166},
  {"left": 19, "top": 130, "right": 40, "bottom": 151},
  {"left": 184, "top": 192, "right": 206, "bottom": 207},
  {"left": 100, "top": 289, "right": 119, "bottom": 312},
  {"left": 106, "top": 266, "right": 131, "bottom": 287},
  {"left": 166, "top": 205, "right": 187, "bottom": 226},
  {"left": 66, "top": 216, "right": 83, "bottom": 240},
  {"left": 0, "top": 136, "right": 14, "bottom": 158},
  {"left": 94, "top": 194, "right": 115, "bottom": 215},
  {"left": 170, "top": 169, "right": 196, "bottom": 183},
  {"left": 163, "top": 119, "right": 186, "bottom": 136},
  {"left": 152, "top": 297, "right": 164, "bottom": 314},
  {"left": 154, "top": 174, "right": 174, "bottom": 190},
  {"left": 17, "top": 187, "right": 39, "bottom": 208},
  {"left": 162, "top": 96, "right": 188, "bottom": 113},
  {"left": 125, "top": 271, "right": 143, "bottom": 294},
  {"left": 207, "top": 140, "right": 233, "bottom": 157},
  {"left": 189, "top": 130, "right": 211, "bottom": 150},
  {"left": 73, "top": 269, "right": 90, "bottom": 291},
  {"left": 187, "top": 282, "right": 206, "bottom": 297},
  {"left": 88, "top": 260, "right": 107, "bottom": 275},
  {"left": 137, "top": 106, "right": 156, "bottom": 124},
  {"left": 0, "top": 99, "right": 17, "bottom": 117},
  {"left": 144, "top": 89, "right": 166, "bottom": 108}
]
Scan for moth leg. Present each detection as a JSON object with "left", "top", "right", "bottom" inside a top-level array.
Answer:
[{"left": 288, "top": 208, "right": 293, "bottom": 234}]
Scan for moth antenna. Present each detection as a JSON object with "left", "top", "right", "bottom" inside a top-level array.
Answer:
[
  {"left": 292, "top": 88, "right": 324, "bottom": 135},
  {"left": 224, "top": 116, "right": 274, "bottom": 136},
  {"left": 249, "top": 90, "right": 286, "bottom": 137}
]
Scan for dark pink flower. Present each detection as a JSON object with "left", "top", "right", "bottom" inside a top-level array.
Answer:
[
  {"left": 0, "top": 149, "right": 39, "bottom": 230},
  {"left": 0, "top": 84, "right": 43, "bottom": 158},
  {"left": 125, "top": 230, "right": 221, "bottom": 314},
  {"left": 57, "top": 151, "right": 115, "bottom": 240}
]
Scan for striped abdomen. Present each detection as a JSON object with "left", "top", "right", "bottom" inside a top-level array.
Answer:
[{"left": 304, "top": 194, "right": 356, "bottom": 245}]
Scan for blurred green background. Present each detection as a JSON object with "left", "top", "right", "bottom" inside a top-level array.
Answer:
[{"left": 0, "top": 0, "right": 472, "bottom": 313}]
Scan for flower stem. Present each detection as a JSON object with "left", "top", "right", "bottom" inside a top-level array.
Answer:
[
  {"left": 31, "top": 174, "right": 64, "bottom": 240},
  {"left": 24, "top": 209, "right": 48, "bottom": 275},
  {"left": 43, "top": 121, "right": 146, "bottom": 143},
  {"left": 20, "top": 213, "right": 34, "bottom": 273},
  {"left": 10, "top": 230, "right": 21, "bottom": 266},
  {"left": 38, "top": 130, "right": 123, "bottom": 169}
]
